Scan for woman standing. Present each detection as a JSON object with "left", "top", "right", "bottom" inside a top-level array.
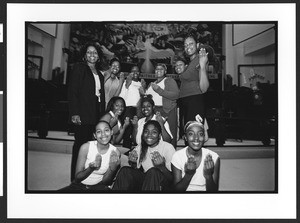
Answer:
[
  {"left": 143, "top": 63, "right": 179, "bottom": 148},
  {"left": 179, "top": 34, "right": 209, "bottom": 129},
  {"left": 119, "top": 65, "right": 145, "bottom": 149},
  {"left": 68, "top": 41, "right": 106, "bottom": 181},
  {"left": 104, "top": 58, "right": 125, "bottom": 108}
]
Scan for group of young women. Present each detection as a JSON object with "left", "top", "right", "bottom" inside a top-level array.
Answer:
[{"left": 64, "top": 33, "right": 220, "bottom": 192}]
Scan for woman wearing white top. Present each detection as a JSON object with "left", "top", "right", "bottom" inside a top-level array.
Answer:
[
  {"left": 132, "top": 95, "right": 173, "bottom": 146},
  {"left": 171, "top": 118, "right": 220, "bottom": 191},
  {"left": 141, "top": 63, "right": 179, "bottom": 148},
  {"left": 119, "top": 65, "right": 146, "bottom": 149},
  {"left": 59, "top": 120, "right": 121, "bottom": 191},
  {"left": 112, "top": 120, "right": 175, "bottom": 191},
  {"left": 100, "top": 96, "right": 130, "bottom": 145}
]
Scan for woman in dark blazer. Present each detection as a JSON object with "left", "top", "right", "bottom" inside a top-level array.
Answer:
[{"left": 68, "top": 41, "right": 106, "bottom": 181}]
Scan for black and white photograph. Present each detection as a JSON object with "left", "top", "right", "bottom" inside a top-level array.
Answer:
[
  {"left": 26, "top": 21, "right": 277, "bottom": 193},
  {"left": 5, "top": 2, "right": 297, "bottom": 221}
]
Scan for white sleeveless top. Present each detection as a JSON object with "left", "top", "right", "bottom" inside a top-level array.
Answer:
[
  {"left": 171, "top": 147, "right": 219, "bottom": 191},
  {"left": 81, "top": 141, "right": 117, "bottom": 185},
  {"left": 146, "top": 77, "right": 166, "bottom": 106}
]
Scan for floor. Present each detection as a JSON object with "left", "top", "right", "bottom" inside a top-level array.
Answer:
[
  {"left": 28, "top": 130, "right": 276, "bottom": 147},
  {"left": 27, "top": 131, "right": 276, "bottom": 192}
]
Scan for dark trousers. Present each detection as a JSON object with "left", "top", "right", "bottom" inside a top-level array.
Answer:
[
  {"left": 155, "top": 106, "right": 178, "bottom": 148},
  {"left": 122, "top": 106, "right": 137, "bottom": 149},
  {"left": 112, "top": 166, "right": 171, "bottom": 192},
  {"left": 58, "top": 181, "right": 111, "bottom": 192},
  {"left": 179, "top": 94, "right": 206, "bottom": 146},
  {"left": 179, "top": 94, "right": 206, "bottom": 127},
  {"left": 71, "top": 124, "right": 94, "bottom": 182}
]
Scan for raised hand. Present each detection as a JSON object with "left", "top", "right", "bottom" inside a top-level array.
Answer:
[
  {"left": 119, "top": 72, "right": 125, "bottom": 83},
  {"left": 89, "top": 153, "right": 102, "bottom": 170},
  {"left": 110, "top": 113, "right": 119, "bottom": 127},
  {"left": 109, "top": 150, "right": 120, "bottom": 171},
  {"left": 199, "top": 48, "right": 208, "bottom": 69},
  {"left": 150, "top": 151, "right": 165, "bottom": 167},
  {"left": 139, "top": 86, "right": 146, "bottom": 95},
  {"left": 151, "top": 82, "right": 160, "bottom": 92},
  {"left": 131, "top": 115, "right": 138, "bottom": 127},
  {"left": 128, "top": 150, "right": 138, "bottom": 167},
  {"left": 128, "top": 150, "right": 138, "bottom": 163},
  {"left": 203, "top": 154, "right": 214, "bottom": 179},
  {"left": 141, "top": 78, "right": 147, "bottom": 89},
  {"left": 123, "top": 117, "right": 130, "bottom": 129},
  {"left": 184, "top": 155, "right": 197, "bottom": 176},
  {"left": 71, "top": 115, "right": 81, "bottom": 125},
  {"left": 155, "top": 111, "right": 166, "bottom": 125}
]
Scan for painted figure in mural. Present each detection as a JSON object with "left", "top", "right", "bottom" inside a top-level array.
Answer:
[
  {"left": 100, "top": 96, "right": 130, "bottom": 145},
  {"left": 59, "top": 120, "right": 121, "bottom": 191},
  {"left": 135, "top": 37, "right": 175, "bottom": 73},
  {"left": 68, "top": 41, "right": 106, "bottom": 182},
  {"left": 103, "top": 58, "right": 125, "bottom": 108},
  {"left": 178, "top": 34, "right": 210, "bottom": 138},
  {"left": 118, "top": 65, "right": 146, "bottom": 149},
  {"left": 141, "top": 63, "right": 179, "bottom": 148},
  {"left": 112, "top": 120, "right": 175, "bottom": 192},
  {"left": 171, "top": 118, "right": 220, "bottom": 191}
]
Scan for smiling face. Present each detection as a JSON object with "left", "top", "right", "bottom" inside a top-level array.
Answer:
[
  {"left": 131, "top": 66, "right": 140, "bottom": 81},
  {"left": 175, "top": 60, "right": 186, "bottom": 74},
  {"left": 112, "top": 99, "right": 125, "bottom": 116},
  {"left": 94, "top": 121, "right": 113, "bottom": 145},
  {"left": 85, "top": 46, "right": 99, "bottom": 65},
  {"left": 110, "top": 61, "right": 121, "bottom": 75},
  {"left": 184, "top": 37, "right": 198, "bottom": 58},
  {"left": 155, "top": 65, "right": 166, "bottom": 79},
  {"left": 141, "top": 101, "right": 154, "bottom": 118},
  {"left": 185, "top": 124, "right": 205, "bottom": 151},
  {"left": 142, "top": 123, "right": 160, "bottom": 147}
]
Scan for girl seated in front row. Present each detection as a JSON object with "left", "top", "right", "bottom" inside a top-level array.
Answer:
[
  {"left": 171, "top": 116, "right": 220, "bottom": 191},
  {"left": 59, "top": 120, "right": 121, "bottom": 191},
  {"left": 112, "top": 120, "right": 175, "bottom": 191},
  {"left": 132, "top": 95, "right": 173, "bottom": 146}
]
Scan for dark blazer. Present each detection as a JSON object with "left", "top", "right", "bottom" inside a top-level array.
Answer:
[{"left": 68, "top": 62, "right": 105, "bottom": 125}]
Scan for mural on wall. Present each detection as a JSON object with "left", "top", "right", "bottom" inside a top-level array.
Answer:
[{"left": 67, "top": 22, "right": 222, "bottom": 75}]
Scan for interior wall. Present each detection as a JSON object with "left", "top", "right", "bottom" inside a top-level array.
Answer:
[
  {"left": 224, "top": 24, "right": 276, "bottom": 86},
  {"left": 28, "top": 25, "right": 54, "bottom": 80},
  {"left": 28, "top": 24, "right": 70, "bottom": 82}
]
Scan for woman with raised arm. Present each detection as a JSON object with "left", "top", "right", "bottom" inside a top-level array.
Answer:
[{"left": 178, "top": 34, "right": 209, "bottom": 129}]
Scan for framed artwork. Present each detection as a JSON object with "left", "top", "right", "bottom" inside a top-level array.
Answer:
[
  {"left": 238, "top": 64, "right": 276, "bottom": 89},
  {"left": 27, "top": 55, "right": 43, "bottom": 79}
]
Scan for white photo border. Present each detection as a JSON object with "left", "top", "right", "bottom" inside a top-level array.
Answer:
[{"left": 7, "top": 3, "right": 296, "bottom": 219}]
